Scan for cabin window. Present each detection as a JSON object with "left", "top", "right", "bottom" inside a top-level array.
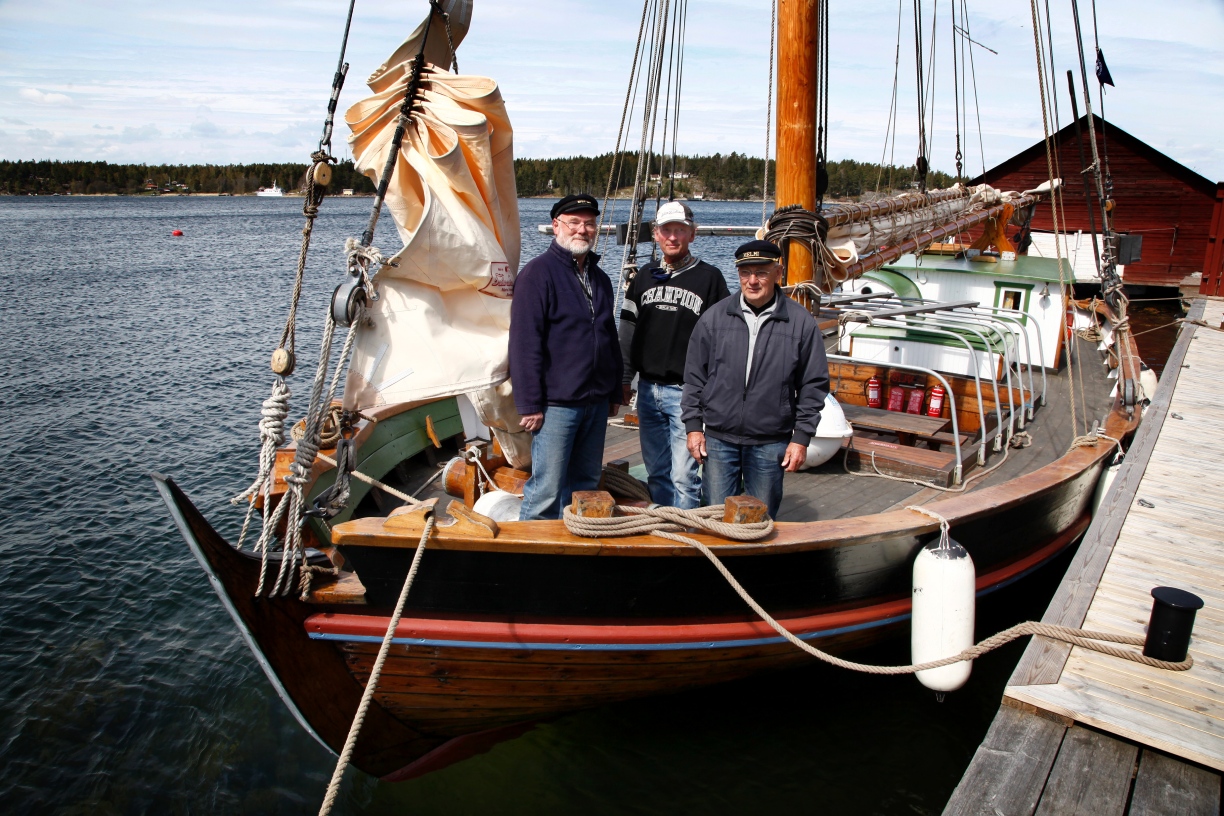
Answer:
[{"left": 993, "top": 282, "right": 1035, "bottom": 323}]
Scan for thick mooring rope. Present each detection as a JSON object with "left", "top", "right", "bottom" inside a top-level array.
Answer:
[
  {"left": 562, "top": 504, "right": 1192, "bottom": 674},
  {"left": 318, "top": 515, "right": 434, "bottom": 816}
]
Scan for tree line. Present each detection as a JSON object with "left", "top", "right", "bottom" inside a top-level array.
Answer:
[
  {"left": 0, "top": 155, "right": 953, "bottom": 200},
  {"left": 0, "top": 160, "right": 377, "bottom": 196},
  {"left": 513, "top": 153, "right": 954, "bottom": 200}
]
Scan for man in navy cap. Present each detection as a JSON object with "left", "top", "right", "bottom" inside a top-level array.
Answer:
[
  {"left": 619, "top": 201, "right": 729, "bottom": 508},
  {"left": 681, "top": 240, "right": 829, "bottom": 518},
  {"left": 509, "top": 194, "right": 623, "bottom": 520}
]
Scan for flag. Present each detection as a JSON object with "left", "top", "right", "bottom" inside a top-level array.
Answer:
[{"left": 1095, "top": 47, "right": 1115, "bottom": 87}]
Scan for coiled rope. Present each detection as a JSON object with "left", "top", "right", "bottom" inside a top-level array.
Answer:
[{"left": 562, "top": 503, "right": 1192, "bottom": 675}]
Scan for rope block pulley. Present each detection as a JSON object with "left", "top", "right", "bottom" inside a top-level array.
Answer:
[
  {"left": 270, "top": 347, "right": 295, "bottom": 376},
  {"left": 331, "top": 278, "right": 366, "bottom": 327},
  {"left": 312, "top": 162, "right": 333, "bottom": 187}
]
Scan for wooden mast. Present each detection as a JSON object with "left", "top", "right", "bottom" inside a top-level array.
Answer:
[{"left": 775, "top": 0, "right": 818, "bottom": 287}]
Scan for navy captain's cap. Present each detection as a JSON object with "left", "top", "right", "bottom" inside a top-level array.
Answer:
[
  {"left": 734, "top": 239, "right": 783, "bottom": 266},
  {"left": 551, "top": 194, "right": 600, "bottom": 219}
]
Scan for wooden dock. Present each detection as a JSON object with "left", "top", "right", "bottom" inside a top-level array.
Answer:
[{"left": 944, "top": 298, "right": 1224, "bottom": 815}]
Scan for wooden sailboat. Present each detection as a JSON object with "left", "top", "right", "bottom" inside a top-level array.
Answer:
[{"left": 155, "top": 0, "right": 1145, "bottom": 781}]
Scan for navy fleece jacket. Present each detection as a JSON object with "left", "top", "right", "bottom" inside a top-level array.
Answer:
[{"left": 509, "top": 240, "right": 623, "bottom": 415}]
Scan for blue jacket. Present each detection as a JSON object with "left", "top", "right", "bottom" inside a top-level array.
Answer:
[
  {"left": 682, "top": 293, "right": 829, "bottom": 446},
  {"left": 509, "top": 240, "right": 623, "bottom": 415}
]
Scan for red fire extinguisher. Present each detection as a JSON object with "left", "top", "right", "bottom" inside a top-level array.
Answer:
[
  {"left": 867, "top": 376, "right": 881, "bottom": 408},
  {"left": 887, "top": 386, "right": 906, "bottom": 412},
  {"left": 927, "top": 385, "right": 946, "bottom": 417},
  {"left": 906, "top": 386, "right": 926, "bottom": 414}
]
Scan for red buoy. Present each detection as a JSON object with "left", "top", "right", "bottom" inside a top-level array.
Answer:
[{"left": 172, "top": 229, "right": 184, "bottom": 236}]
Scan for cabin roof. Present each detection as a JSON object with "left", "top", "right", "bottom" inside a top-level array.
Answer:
[{"left": 884, "top": 253, "right": 1066, "bottom": 283}]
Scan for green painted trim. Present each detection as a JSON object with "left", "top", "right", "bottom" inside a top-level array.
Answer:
[
  {"left": 883, "top": 253, "right": 1064, "bottom": 283},
  {"left": 859, "top": 268, "right": 922, "bottom": 300},
  {"left": 306, "top": 398, "right": 465, "bottom": 536}
]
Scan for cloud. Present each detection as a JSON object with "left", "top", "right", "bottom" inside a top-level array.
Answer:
[
  {"left": 18, "top": 88, "right": 74, "bottom": 106},
  {"left": 4, "top": 117, "right": 31, "bottom": 126},
  {"left": 190, "top": 119, "right": 223, "bottom": 137},
  {"left": 121, "top": 124, "right": 162, "bottom": 141},
  {"left": 92, "top": 124, "right": 114, "bottom": 131}
]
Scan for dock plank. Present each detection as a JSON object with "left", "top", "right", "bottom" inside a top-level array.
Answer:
[
  {"left": 1128, "top": 749, "right": 1222, "bottom": 816},
  {"left": 1033, "top": 725, "right": 1138, "bottom": 816},
  {"left": 942, "top": 704, "right": 1067, "bottom": 816},
  {"left": 1008, "top": 670, "right": 1224, "bottom": 772},
  {"left": 1010, "top": 300, "right": 1206, "bottom": 688}
]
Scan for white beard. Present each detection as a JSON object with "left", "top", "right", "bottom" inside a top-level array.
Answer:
[{"left": 556, "top": 231, "right": 593, "bottom": 257}]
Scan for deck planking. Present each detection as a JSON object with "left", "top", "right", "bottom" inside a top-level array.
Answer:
[{"left": 944, "top": 298, "right": 1224, "bottom": 814}]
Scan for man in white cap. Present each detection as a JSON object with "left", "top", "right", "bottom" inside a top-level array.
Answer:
[{"left": 619, "top": 201, "right": 730, "bottom": 508}]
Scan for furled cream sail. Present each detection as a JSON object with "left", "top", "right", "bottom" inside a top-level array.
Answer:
[{"left": 343, "top": 2, "right": 533, "bottom": 466}]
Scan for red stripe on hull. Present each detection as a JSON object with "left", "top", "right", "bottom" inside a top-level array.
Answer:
[{"left": 307, "top": 513, "right": 1086, "bottom": 647}]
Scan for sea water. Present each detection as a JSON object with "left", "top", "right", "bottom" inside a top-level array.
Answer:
[{"left": 0, "top": 195, "right": 1179, "bottom": 814}]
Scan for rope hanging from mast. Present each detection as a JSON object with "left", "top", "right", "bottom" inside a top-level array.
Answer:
[
  {"left": 231, "top": 0, "right": 361, "bottom": 547},
  {"left": 911, "top": 0, "right": 929, "bottom": 191}
]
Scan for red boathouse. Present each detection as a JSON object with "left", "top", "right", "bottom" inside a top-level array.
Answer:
[{"left": 974, "top": 115, "right": 1224, "bottom": 292}]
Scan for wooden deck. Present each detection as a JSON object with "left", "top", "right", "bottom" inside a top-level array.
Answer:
[
  {"left": 944, "top": 298, "right": 1224, "bottom": 815},
  {"left": 604, "top": 332, "right": 1116, "bottom": 523}
]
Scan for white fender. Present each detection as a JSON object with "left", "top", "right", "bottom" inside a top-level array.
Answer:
[
  {"left": 802, "top": 394, "right": 856, "bottom": 470},
  {"left": 912, "top": 539, "right": 976, "bottom": 692},
  {"left": 472, "top": 489, "right": 523, "bottom": 522},
  {"left": 1093, "top": 455, "right": 1122, "bottom": 513}
]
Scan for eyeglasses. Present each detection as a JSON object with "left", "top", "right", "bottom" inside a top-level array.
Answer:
[
  {"left": 737, "top": 267, "right": 777, "bottom": 280},
  {"left": 556, "top": 218, "right": 598, "bottom": 232}
]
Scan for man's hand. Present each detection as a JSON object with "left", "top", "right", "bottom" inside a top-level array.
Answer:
[
  {"left": 686, "top": 431, "right": 707, "bottom": 462},
  {"left": 520, "top": 412, "right": 544, "bottom": 432},
  {"left": 781, "top": 442, "right": 807, "bottom": 472},
  {"left": 608, "top": 402, "right": 621, "bottom": 418},
  {"left": 622, "top": 384, "right": 634, "bottom": 406}
]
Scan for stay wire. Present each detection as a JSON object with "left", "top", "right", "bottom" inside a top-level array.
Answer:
[
  {"left": 950, "top": 0, "right": 962, "bottom": 180},
  {"left": 318, "top": 0, "right": 358, "bottom": 156},
  {"left": 876, "top": 0, "right": 904, "bottom": 195},
  {"left": 912, "top": 0, "right": 927, "bottom": 190},
  {"left": 960, "top": 0, "right": 986, "bottom": 175},
  {"left": 597, "top": 0, "right": 653, "bottom": 255},
  {"left": 762, "top": 0, "right": 777, "bottom": 225}
]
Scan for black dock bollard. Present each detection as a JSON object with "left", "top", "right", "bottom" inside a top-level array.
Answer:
[{"left": 1143, "top": 586, "right": 1204, "bottom": 662}]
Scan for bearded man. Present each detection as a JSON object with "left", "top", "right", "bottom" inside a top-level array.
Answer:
[{"left": 509, "top": 194, "right": 623, "bottom": 520}]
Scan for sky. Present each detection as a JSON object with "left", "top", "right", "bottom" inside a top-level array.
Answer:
[{"left": 2, "top": 0, "right": 1222, "bottom": 180}]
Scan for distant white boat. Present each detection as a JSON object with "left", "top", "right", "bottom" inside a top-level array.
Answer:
[{"left": 256, "top": 182, "right": 284, "bottom": 197}]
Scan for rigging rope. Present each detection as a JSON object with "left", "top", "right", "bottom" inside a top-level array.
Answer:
[
  {"left": 232, "top": 0, "right": 359, "bottom": 546},
  {"left": 761, "top": 0, "right": 777, "bottom": 227},
  {"left": 318, "top": 515, "right": 434, "bottom": 816},
  {"left": 912, "top": 0, "right": 928, "bottom": 191},
  {"left": 875, "top": 0, "right": 904, "bottom": 195},
  {"left": 562, "top": 504, "right": 1192, "bottom": 675}
]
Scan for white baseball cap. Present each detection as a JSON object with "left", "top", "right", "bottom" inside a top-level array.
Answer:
[{"left": 654, "top": 201, "right": 694, "bottom": 227}]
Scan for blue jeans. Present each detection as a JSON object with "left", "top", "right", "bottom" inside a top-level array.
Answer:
[
  {"left": 519, "top": 402, "right": 609, "bottom": 520},
  {"left": 701, "top": 435, "right": 788, "bottom": 519},
  {"left": 637, "top": 380, "right": 701, "bottom": 509}
]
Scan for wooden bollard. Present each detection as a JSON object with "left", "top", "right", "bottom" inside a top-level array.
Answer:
[
  {"left": 572, "top": 490, "right": 615, "bottom": 518},
  {"left": 606, "top": 459, "right": 630, "bottom": 472},
  {"left": 724, "top": 495, "right": 768, "bottom": 524}
]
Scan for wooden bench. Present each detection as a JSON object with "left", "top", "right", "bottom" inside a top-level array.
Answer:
[
  {"left": 841, "top": 403, "right": 952, "bottom": 446},
  {"left": 839, "top": 435, "right": 959, "bottom": 486}
]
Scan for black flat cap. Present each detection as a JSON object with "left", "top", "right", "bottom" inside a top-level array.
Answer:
[
  {"left": 734, "top": 239, "right": 783, "bottom": 266},
  {"left": 551, "top": 193, "right": 600, "bottom": 219}
]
